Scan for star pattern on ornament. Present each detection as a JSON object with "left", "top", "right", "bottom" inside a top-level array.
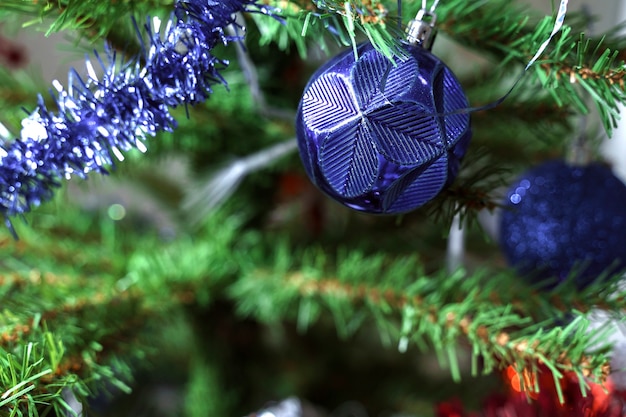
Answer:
[{"left": 300, "top": 48, "right": 466, "bottom": 199}]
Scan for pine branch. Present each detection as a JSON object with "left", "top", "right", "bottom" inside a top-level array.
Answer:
[
  {"left": 0, "top": 330, "right": 89, "bottom": 417},
  {"left": 3, "top": 191, "right": 624, "bottom": 410},
  {"left": 0, "top": 268, "right": 158, "bottom": 415},
  {"left": 251, "top": 0, "right": 405, "bottom": 59},
  {"left": 431, "top": 1, "right": 626, "bottom": 135},
  {"left": 0, "top": 0, "right": 172, "bottom": 39},
  {"left": 0, "top": 213, "right": 247, "bottom": 415},
  {"left": 1, "top": 213, "right": 144, "bottom": 415},
  {"left": 228, "top": 247, "right": 615, "bottom": 390},
  {"left": 537, "top": 34, "right": 626, "bottom": 135}
]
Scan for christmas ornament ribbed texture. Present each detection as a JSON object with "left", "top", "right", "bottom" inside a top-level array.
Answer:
[
  {"left": 500, "top": 160, "right": 626, "bottom": 288},
  {"left": 296, "top": 42, "right": 471, "bottom": 214}
]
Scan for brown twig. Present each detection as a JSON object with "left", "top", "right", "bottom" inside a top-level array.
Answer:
[
  {"left": 542, "top": 62, "right": 626, "bottom": 89},
  {"left": 284, "top": 272, "right": 611, "bottom": 382}
]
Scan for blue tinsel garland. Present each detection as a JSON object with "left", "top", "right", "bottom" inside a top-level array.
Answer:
[{"left": 0, "top": 0, "right": 268, "bottom": 230}]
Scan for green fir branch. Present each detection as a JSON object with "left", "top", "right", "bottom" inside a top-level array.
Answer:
[
  {"left": 0, "top": 0, "right": 173, "bottom": 40},
  {"left": 0, "top": 331, "right": 88, "bottom": 417},
  {"left": 539, "top": 34, "right": 626, "bottom": 136},
  {"left": 227, "top": 245, "right": 615, "bottom": 389},
  {"left": 428, "top": 1, "right": 626, "bottom": 135},
  {"left": 251, "top": 0, "right": 404, "bottom": 59},
  {"left": 2, "top": 188, "right": 623, "bottom": 409}
]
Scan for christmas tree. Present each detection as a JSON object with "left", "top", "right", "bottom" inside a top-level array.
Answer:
[{"left": 1, "top": 0, "right": 626, "bottom": 416}]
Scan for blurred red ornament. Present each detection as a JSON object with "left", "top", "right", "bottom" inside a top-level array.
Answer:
[
  {"left": 0, "top": 34, "right": 27, "bottom": 68},
  {"left": 437, "top": 365, "right": 625, "bottom": 417},
  {"left": 436, "top": 398, "right": 471, "bottom": 417}
]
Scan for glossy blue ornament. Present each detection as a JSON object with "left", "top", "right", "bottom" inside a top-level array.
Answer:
[
  {"left": 500, "top": 160, "right": 626, "bottom": 289},
  {"left": 296, "top": 42, "right": 471, "bottom": 214}
]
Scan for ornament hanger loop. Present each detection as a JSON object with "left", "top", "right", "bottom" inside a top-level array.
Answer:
[
  {"left": 406, "top": 1, "right": 440, "bottom": 49},
  {"left": 429, "top": 0, "right": 441, "bottom": 13}
]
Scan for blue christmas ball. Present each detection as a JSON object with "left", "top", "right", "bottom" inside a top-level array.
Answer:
[
  {"left": 296, "top": 42, "right": 471, "bottom": 214},
  {"left": 499, "top": 160, "right": 626, "bottom": 289}
]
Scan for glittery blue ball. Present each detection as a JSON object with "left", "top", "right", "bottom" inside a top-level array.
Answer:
[
  {"left": 500, "top": 160, "right": 626, "bottom": 289},
  {"left": 296, "top": 42, "right": 471, "bottom": 214}
]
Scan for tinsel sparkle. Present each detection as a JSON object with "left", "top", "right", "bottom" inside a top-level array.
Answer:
[{"left": 0, "top": 0, "right": 269, "bottom": 230}]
